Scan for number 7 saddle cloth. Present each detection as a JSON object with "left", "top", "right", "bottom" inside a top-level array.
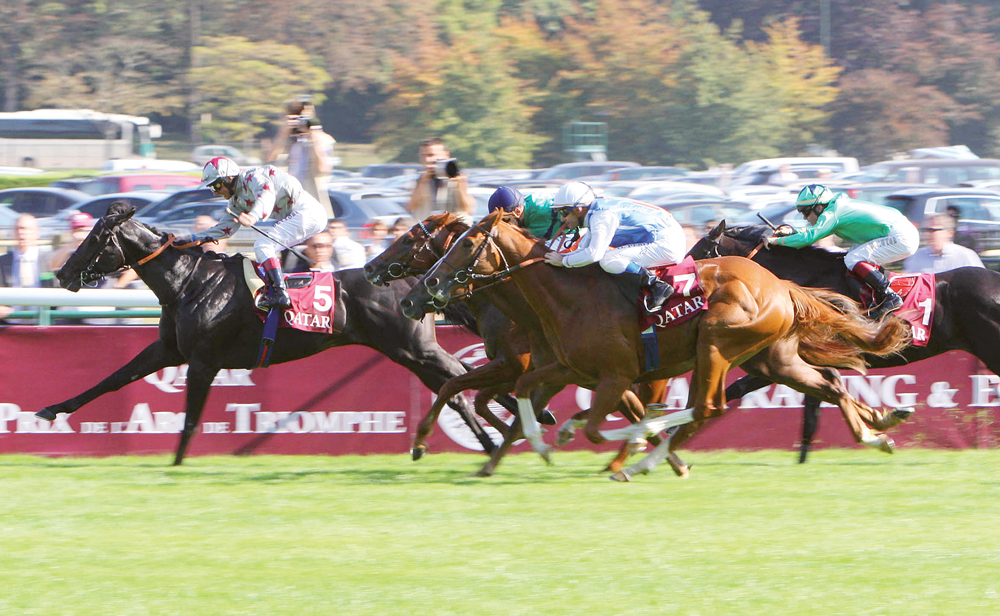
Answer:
[
  {"left": 242, "top": 258, "right": 337, "bottom": 335},
  {"left": 637, "top": 256, "right": 709, "bottom": 332}
]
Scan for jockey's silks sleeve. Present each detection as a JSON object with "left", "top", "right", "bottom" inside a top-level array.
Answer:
[{"left": 562, "top": 210, "right": 618, "bottom": 267}]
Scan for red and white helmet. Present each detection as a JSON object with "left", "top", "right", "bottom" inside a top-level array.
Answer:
[{"left": 201, "top": 156, "right": 240, "bottom": 187}]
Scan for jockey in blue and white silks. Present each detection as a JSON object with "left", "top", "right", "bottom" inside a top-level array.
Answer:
[{"left": 543, "top": 181, "right": 686, "bottom": 312}]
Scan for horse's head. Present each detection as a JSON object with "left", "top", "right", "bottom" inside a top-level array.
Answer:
[
  {"left": 687, "top": 220, "right": 776, "bottom": 261},
  {"left": 364, "top": 213, "right": 469, "bottom": 286},
  {"left": 57, "top": 201, "right": 139, "bottom": 292},
  {"left": 687, "top": 220, "right": 727, "bottom": 260},
  {"left": 421, "top": 210, "right": 514, "bottom": 304}
]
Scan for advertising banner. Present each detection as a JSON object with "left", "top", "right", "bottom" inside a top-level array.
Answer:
[{"left": 1, "top": 326, "right": 998, "bottom": 457}]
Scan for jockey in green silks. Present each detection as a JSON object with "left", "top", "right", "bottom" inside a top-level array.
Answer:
[{"left": 769, "top": 184, "right": 920, "bottom": 320}]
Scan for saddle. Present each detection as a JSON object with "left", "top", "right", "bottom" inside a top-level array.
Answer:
[
  {"left": 241, "top": 257, "right": 337, "bottom": 335},
  {"left": 849, "top": 270, "right": 936, "bottom": 346}
]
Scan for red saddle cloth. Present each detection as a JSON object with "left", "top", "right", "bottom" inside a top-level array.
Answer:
[
  {"left": 856, "top": 272, "right": 936, "bottom": 347},
  {"left": 252, "top": 267, "right": 337, "bottom": 335},
  {"left": 638, "top": 256, "right": 708, "bottom": 331}
]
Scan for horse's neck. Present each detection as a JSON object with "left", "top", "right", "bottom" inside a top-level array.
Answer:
[
  {"left": 125, "top": 231, "right": 208, "bottom": 304},
  {"left": 479, "top": 280, "right": 541, "bottom": 330}
]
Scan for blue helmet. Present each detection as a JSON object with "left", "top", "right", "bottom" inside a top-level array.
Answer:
[{"left": 488, "top": 186, "right": 524, "bottom": 213}]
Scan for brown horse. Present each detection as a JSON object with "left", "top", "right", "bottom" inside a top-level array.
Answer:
[
  {"left": 365, "top": 213, "right": 667, "bottom": 476},
  {"left": 417, "top": 211, "right": 911, "bottom": 480}
]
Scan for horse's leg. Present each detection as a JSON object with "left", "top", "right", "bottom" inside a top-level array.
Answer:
[
  {"left": 512, "top": 362, "right": 584, "bottom": 462},
  {"left": 173, "top": 360, "right": 220, "bottom": 466},
  {"left": 473, "top": 387, "right": 512, "bottom": 436},
  {"left": 389, "top": 341, "right": 498, "bottom": 455},
  {"left": 800, "top": 397, "right": 822, "bottom": 464},
  {"left": 409, "top": 356, "right": 521, "bottom": 460},
  {"left": 750, "top": 341, "right": 896, "bottom": 453},
  {"left": 36, "top": 340, "right": 183, "bottom": 421},
  {"left": 475, "top": 416, "right": 522, "bottom": 477}
]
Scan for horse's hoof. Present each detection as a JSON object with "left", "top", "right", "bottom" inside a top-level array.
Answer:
[
  {"left": 667, "top": 455, "right": 691, "bottom": 478},
  {"left": 556, "top": 429, "right": 574, "bottom": 447},
  {"left": 892, "top": 407, "right": 915, "bottom": 421},
  {"left": 35, "top": 408, "right": 57, "bottom": 422},
  {"left": 411, "top": 446, "right": 427, "bottom": 461},
  {"left": 877, "top": 434, "right": 895, "bottom": 454},
  {"left": 610, "top": 470, "right": 632, "bottom": 482},
  {"left": 472, "top": 467, "right": 494, "bottom": 478},
  {"left": 539, "top": 410, "right": 557, "bottom": 426},
  {"left": 626, "top": 438, "right": 648, "bottom": 455}
]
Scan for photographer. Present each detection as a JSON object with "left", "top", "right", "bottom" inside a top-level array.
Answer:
[
  {"left": 406, "top": 137, "right": 475, "bottom": 222},
  {"left": 268, "top": 98, "right": 335, "bottom": 217}
]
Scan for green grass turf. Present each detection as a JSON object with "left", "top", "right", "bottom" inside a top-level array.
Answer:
[{"left": 1, "top": 449, "right": 999, "bottom": 615}]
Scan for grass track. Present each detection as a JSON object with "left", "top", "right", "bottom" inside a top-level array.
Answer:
[{"left": 2, "top": 449, "right": 999, "bottom": 615}]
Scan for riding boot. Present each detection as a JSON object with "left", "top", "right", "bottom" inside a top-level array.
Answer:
[
  {"left": 638, "top": 266, "right": 675, "bottom": 313},
  {"left": 854, "top": 262, "right": 901, "bottom": 320},
  {"left": 260, "top": 257, "right": 292, "bottom": 310}
]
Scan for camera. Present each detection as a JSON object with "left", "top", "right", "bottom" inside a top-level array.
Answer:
[{"left": 434, "top": 158, "right": 460, "bottom": 180}]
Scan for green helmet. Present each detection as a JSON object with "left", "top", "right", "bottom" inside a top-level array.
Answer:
[{"left": 795, "top": 184, "right": 835, "bottom": 216}]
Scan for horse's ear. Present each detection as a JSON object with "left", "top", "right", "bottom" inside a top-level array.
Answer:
[
  {"left": 105, "top": 200, "right": 136, "bottom": 222},
  {"left": 708, "top": 220, "right": 726, "bottom": 241}
]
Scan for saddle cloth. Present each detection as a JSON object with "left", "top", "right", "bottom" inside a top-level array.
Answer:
[
  {"left": 638, "top": 256, "right": 708, "bottom": 331},
  {"left": 243, "top": 258, "right": 337, "bottom": 335},
  {"left": 856, "top": 271, "right": 936, "bottom": 347}
]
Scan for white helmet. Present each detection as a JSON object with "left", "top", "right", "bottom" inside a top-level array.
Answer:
[
  {"left": 552, "top": 181, "right": 596, "bottom": 210},
  {"left": 201, "top": 157, "right": 240, "bottom": 187}
]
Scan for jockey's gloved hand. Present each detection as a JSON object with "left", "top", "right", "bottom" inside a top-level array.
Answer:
[
  {"left": 544, "top": 251, "right": 565, "bottom": 267},
  {"left": 174, "top": 234, "right": 196, "bottom": 245},
  {"left": 773, "top": 224, "right": 796, "bottom": 238}
]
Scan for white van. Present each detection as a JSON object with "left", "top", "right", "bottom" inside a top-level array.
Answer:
[{"left": 729, "top": 157, "right": 860, "bottom": 187}]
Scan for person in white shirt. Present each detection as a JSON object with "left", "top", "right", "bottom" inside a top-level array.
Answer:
[
  {"left": 291, "top": 231, "right": 336, "bottom": 273},
  {"left": 327, "top": 220, "right": 367, "bottom": 271},
  {"left": 904, "top": 214, "right": 984, "bottom": 274}
]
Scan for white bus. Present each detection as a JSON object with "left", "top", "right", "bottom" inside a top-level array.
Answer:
[{"left": 0, "top": 109, "right": 162, "bottom": 169}]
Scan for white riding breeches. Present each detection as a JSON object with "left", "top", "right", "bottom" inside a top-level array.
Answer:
[
  {"left": 844, "top": 223, "right": 920, "bottom": 270},
  {"left": 254, "top": 198, "right": 328, "bottom": 262},
  {"left": 598, "top": 221, "right": 687, "bottom": 274}
]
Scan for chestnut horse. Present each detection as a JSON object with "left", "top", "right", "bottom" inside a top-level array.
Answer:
[
  {"left": 365, "top": 213, "right": 667, "bottom": 477},
  {"left": 416, "top": 211, "right": 911, "bottom": 480}
]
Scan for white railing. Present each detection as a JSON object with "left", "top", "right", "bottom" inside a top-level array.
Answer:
[{"left": 0, "top": 288, "right": 161, "bottom": 325}]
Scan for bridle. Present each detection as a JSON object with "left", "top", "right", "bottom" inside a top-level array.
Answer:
[
  {"left": 73, "top": 216, "right": 205, "bottom": 300},
  {"left": 385, "top": 219, "right": 461, "bottom": 280}
]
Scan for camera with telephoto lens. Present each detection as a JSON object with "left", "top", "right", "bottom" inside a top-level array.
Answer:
[
  {"left": 434, "top": 158, "right": 460, "bottom": 180},
  {"left": 290, "top": 114, "right": 315, "bottom": 135}
]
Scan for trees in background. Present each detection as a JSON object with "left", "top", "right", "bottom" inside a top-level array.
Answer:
[{"left": 1, "top": 0, "right": 999, "bottom": 167}]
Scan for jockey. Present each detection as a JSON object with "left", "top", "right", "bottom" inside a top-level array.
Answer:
[
  {"left": 178, "top": 156, "right": 328, "bottom": 309},
  {"left": 542, "top": 181, "right": 686, "bottom": 313},
  {"left": 487, "top": 186, "right": 559, "bottom": 239},
  {"left": 769, "top": 184, "right": 920, "bottom": 320}
]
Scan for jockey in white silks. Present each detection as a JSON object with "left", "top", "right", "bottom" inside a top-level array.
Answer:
[
  {"left": 543, "top": 181, "right": 687, "bottom": 313},
  {"left": 178, "top": 156, "right": 328, "bottom": 309}
]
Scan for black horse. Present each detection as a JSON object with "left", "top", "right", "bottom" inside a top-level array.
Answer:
[
  {"left": 696, "top": 222, "right": 1000, "bottom": 461},
  {"left": 34, "top": 202, "right": 498, "bottom": 464}
]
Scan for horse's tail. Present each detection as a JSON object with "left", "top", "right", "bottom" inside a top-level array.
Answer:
[
  {"left": 440, "top": 302, "right": 480, "bottom": 336},
  {"left": 787, "top": 284, "right": 910, "bottom": 373}
]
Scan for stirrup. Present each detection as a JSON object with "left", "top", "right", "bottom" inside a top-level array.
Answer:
[
  {"left": 260, "top": 289, "right": 291, "bottom": 310},
  {"left": 868, "top": 293, "right": 902, "bottom": 320}
]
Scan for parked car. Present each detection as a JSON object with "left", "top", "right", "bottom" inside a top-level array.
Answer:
[
  {"left": 190, "top": 145, "right": 262, "bottom": 168},
  {"left": 38, "top": 191, "right": 171, "bottom": 239},
  {"left": 840, "top": 183, "right": 938, "bottom": 206},
  {"left": 100, "top": 159, "right": 201, "bottom": 173},
  {"left": 655, "top": 199, "right": 750, "bottom": 230},
  {"left": 0, "top": 204, "right": 19, "bottom": 238},
  {"left": 134, "top": 187, "right": 217, "bottom": 222},
  {"left": 534, "top": 161, "right": 639, "bottom": 181},
  {"left": 853, "top": 159, "right": 1000, "bottom": 186},
  {"left": 327, "top": 189, "right": 411, "bottom": 230},
  {"left": 359, "top": 163, "right": 423, "bottom": 179},
  {"left": 596, "top": 180, "right": 724, "bottom": 203},
  {"left": 729, "top": 157, "right": 860, "bottom": 187},
  {"left": 597, "top": 166, "right": 688, "bottom": 181},
  {"left": 0, "top": 187, "right": 90, "bottom": 218},
  {"left": 148, "top": 200, "right": 229, "bottom": 234},
  {"left": 77, "top": 173, "right": 202, "bottom": 196}
]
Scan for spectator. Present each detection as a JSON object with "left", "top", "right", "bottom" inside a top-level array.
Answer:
[
  {"left": 291, "top": 231, "right": 336, "bottom": 272},
  {"left": 945, "top": 204, "right": 977, "bottom": 251},
  {"left": 327, "top": 220, "right": 367, "bottom": 270},
  {"left": 267, "top": 98, "right": 335, "bottom": 218},
  {"left": 405, "top": 137, "right": 475, "bottom": 222},
  {"left": 366, "top": 220, "right": 391, "bottom": 259},
  {"left": 904, "top": 214, "right": 984, "bottom": 273},
  {"left": 48, "top": 212, "right": 94, "bottom": 273},
  {"left": 767, "top": 164, "right": 799, "bottom": 186},
  {"left": 0, "top": 214, "right": 51, "bottom": 321}
]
